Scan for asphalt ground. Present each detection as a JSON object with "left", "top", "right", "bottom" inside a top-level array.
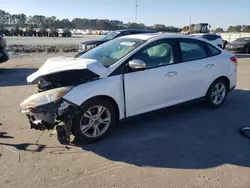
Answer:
[{"left": 0, "top": 53, "right": 250, "bottom": 188}]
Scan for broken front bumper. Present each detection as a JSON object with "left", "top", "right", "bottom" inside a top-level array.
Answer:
[{"left": 21, "top": 100, "right": 79, "bottom": 143}]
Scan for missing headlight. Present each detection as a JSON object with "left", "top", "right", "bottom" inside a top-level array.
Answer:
[{"left": 38, "top": 78, "right": 53, "bottom": 91}]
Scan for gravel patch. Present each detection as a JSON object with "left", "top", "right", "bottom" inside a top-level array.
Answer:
[
  {"left": 4, "top": 35, "right": 101, "bottom": 54},
  {"left": 7, "top": 44, "right": 78, "bottom": 53}
]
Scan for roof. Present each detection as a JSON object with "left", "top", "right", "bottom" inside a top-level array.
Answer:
[
  {"left": 121, "top": 33, "right": 160, "bottom": 40},
  {"left": 121, "top": 33, "right": 215, "bottom": 44},
  {"left": 190, "top": 33, "right": 220, "bottom": 36},
  {"left": 114, "top": 29, "right": 156, "bottom": 33}
]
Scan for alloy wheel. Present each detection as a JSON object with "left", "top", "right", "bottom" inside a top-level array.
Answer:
[
  {"left": 211, "top": 83, "right": 226, "bottom": 105},
  {"left": 80, "top": 105, "right": 111, "bottom": 138}
]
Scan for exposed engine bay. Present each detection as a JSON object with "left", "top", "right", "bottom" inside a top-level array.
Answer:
[{"left": 37, "top": 69, "right": 99, "bottom": 92}]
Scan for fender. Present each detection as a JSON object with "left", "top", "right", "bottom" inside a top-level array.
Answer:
[{"left": 63, "top": 75, "right": 125, "bottom": 119}]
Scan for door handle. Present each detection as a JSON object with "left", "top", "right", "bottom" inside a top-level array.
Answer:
[
  {"left": 206, "top": 64, "right": 214, "bottom": 68},
  {"left": 165, "top": 71, "right": 177, "bottom": 77}
]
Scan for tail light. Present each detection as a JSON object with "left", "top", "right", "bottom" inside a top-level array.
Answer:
[
  {"left": 230, "top": 56, "right": 237, "bottom": 65},
  {"left": 0, "top": 39, "right": 6, "bottom": 44}
]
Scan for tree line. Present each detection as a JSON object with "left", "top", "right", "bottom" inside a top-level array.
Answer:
[
  {"left": 1, "top": 9, "right": 249, "bottom": 33},
  {"left": 214, "top": 25, "right": 250, "bottom": 33},
  {"left": 0, "top": 9, "right": 181, "bottom": 32}
]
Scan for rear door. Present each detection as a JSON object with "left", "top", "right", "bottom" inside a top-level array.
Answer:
[{"left": 177, "top": 38, "right": 219, "bottom": 102}]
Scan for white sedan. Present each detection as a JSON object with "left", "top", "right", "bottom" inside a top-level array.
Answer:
[
  {"left": 191, "top": 33, "right": 224, "bottom": 48},
  {"left": 20, "top": 34, "right": 237, "bottom": 144}
]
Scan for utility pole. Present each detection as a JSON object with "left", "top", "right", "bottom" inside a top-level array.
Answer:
[
  {"left": 135, "top": 0, "right": 138, "bottom": 23},
  {"left": 189, "top": 16, "right": 192, "bottom": 32}
]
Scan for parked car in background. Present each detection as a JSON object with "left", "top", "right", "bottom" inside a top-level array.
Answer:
[
  {"left": 23, "top": 28, "right": 37, "bottom": 36},
  {"left": 21, "top": 34, "right": 237, "bottom": 144},
  {"left": 75, "top": 29, "right": 157, "bottom": 57},
  {"left": 225, "top": 37, "right": 250, "bottom": 54},
  {"left": 37, "top": 28, "right": 49, "bottom": 37},
  {"left": 0, "top": 35, "right": 8, "bottom": 63},
  {"left": 62, "top": 29, "right": 72, "bottom": 37},
  {"left": 191, "top": 33, "right": 224, "bottom": 48},
  {"left": 48, "top": 29, "right": 59, "bottom": 37}
]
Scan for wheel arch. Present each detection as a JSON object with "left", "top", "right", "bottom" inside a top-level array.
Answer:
[
  {"left": 80, "top": 95, "right": 120, "bottom": 122},
  {"left": 208, "top": 76, "right": 230, "bottom": 93}
]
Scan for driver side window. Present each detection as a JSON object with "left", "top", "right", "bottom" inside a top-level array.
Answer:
[{"left": 133, "top": 40, "right": 174, "bottom": 69}]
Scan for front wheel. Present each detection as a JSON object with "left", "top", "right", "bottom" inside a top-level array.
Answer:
[
  {"left": 72, "top": 99, "right": 117, "bottom": 143},
  {"left": 205, "top": 79, "right": 228, "bottom": 108}
]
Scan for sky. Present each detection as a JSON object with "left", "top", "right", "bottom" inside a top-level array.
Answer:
[{"left": 1, "top": 0, "right": 250, "bottom": 30}]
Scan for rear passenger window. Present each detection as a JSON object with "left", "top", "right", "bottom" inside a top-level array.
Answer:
[
  {"left": 206, "top": 43, "right": 221, "bottom": 57},
  {"left": 203, "top": 35, "right": 218, "bottom": 41},
  {"left": 202, "top": 35, "right": 209, "bottom": 40},
  {"left": 179, "top": 39, "right": 207, "bottom": 62},
  {"left": 207, "top": 35, "right": 215, "bottom": 41}
]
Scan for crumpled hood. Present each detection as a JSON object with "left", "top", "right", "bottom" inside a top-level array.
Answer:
[{"left": 27, "top": 56, "right": 107, "bottom": 83}]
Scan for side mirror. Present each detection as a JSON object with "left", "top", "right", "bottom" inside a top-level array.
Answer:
[
  {"left": 128, "top": 59, "right": 146, "bottom": 71},
  {"left": 240, "top": 127, "right": 250, "bottom": 139}
]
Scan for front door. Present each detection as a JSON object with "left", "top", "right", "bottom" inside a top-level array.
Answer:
[{"left": 124, "top": 39, "right": 181, "bottom": 117}]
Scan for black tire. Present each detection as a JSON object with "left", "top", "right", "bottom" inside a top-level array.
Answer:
[
  {"left": 205, "top": 78, "right": 228, "bottom": 108},
  {"left": 72, "top": 99, "right": 117, "bottom": 144},
  {"left": 0, "top": 52, "right": 9, "bottom": 63},
  {"left": 245, "top": 47, "right": 250, "bottom": 54},
  {"left": 223, "top": 40, "right": 228, "bottom": 49}
]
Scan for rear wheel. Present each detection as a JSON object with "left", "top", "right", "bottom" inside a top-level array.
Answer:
[
  {"left": 205, "top": 79, "right": 228, "bottom": 108},
  {"left": 0, "top": 52, "right": 9, "bottom": 63},
  {"left": 72, "top": 99, "right": 116, "bottom": 143},
  {"left": 245, "top": 47, "right": 250, "bottom": 54},
  {"left": 223, "top": 40, "right": 228, "bottom": 49}
]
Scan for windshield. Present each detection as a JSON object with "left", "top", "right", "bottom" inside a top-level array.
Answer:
[
  {"left": 79, "top": 38, "right": 145, "bottom": 67},
  {"left": 101, "top": 31, "right": 121, "bottom": 40},
  {"left": 200, "top": 24, "right": 208, "bottom": 33},
  {"left": 235, "top": 37, "right": 250, "bottom": 42}
]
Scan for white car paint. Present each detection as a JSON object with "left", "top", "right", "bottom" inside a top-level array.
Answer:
[
  {"left": 124, "top": 63, "right": 180, "bottom": 117},
  {"left": 191, "top": 33, "right": 224, "bottom": 48},
  {"left": 63, "top": 35, "right": 236, "bottom": 119},
  {"left": 27, "top": 57, "right": 107, "bottom": 83},
  {"left": 26, "top": 34, "right": 237, "bottom": 121},
  {"left": 63, "top": 75, "right": 125, "bottom": 119},
  {"left": 177, "top": 53, "right": 235, "bottom": 103}
]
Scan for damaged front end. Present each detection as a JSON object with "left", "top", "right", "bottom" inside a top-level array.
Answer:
[
  {"left": 20, "top": 56, "right": 107, "bottom": 143},
  {"left": 20, "top": 87, "right": 79, "bottom": 144}
]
